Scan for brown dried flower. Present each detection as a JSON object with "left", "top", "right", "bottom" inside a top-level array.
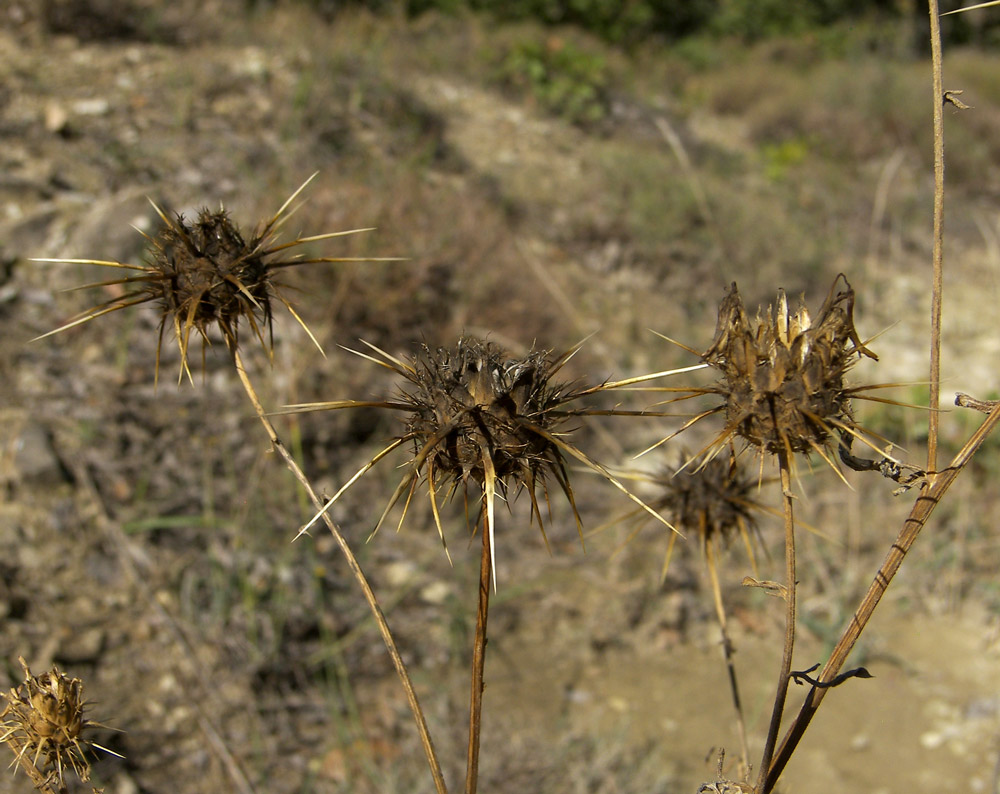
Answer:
[
  {"left": 0, "top": 657, "right": 118, "bottom": 791},
  {"left": 651, "top": 275, "right": 900, "bottom": 478},
  {"left": 35, "top": 174, "right": 388, "bottom": 381},
  {"left": 703, "top": 273, "right": 876, "bottom": 457},
  {"left": 290, "top": 336, "right": 674, "bottom": 581},
  {"left": 655, "top": 452, "right": 764, "bottom": 576}
]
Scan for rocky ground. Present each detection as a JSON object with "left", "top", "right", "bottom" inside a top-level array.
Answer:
[{"left": 2, "top": 2, "right": 1000, "bottom": 793}]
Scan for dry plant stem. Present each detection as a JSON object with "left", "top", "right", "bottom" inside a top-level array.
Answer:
[
  {"left": 231, "top": 349, "right": 448, "bottom": 794},
  {"left": 928, "top": 0, "right": 945, "bottom": 471},
  {"left": 755, "top": 449, "right": 797, "bottom": 794},
  {"left": 764, "top": 402, "right": 1000, "bottom": 792},
  {"left": 704, "top": 538, "right": 750, "bottom": 775},
  {"left": 4, "top": 734, "right": 64, "bottom": 794},
  {"left": 464, "top": 523, "right": 492, "bottom": 794}
]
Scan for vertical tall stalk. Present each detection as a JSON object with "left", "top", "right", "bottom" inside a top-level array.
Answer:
[
  {"left": 232, "top": 349, "right": 448, "bottom": 794},
  {"left": 928, "top": 0, "right": 945, "bottom": 471},
  {"left": 764, "top": 402, "right": 1000, "bottom": 792},
  {"left": 465, "top": 522, "right": 493, "bottom": 794},
  {"left": 755, "top": 448, "right": 797, "bottom": 794}
]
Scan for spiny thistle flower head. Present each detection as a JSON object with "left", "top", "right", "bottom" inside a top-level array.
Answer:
[
  {"left": 0, "top": 657, "right": 116, "bottom": 789},
  {"left": 700, "top": 274, "right": 876, "bottom": 458},
  {"left": 611, "top": 452, "right": 764, "bottom": 582},
  {"left": 657, "top": 453, "right": 760, "bottom": 555},
  {"left": 35, "top": 174, "right": 390, "bottom": 382},
  {"left": 402, "top": 337, "right": 571, "bottom": 489},
  {"left": 290, "top": 336, "right": 676, "bottom": 584}
]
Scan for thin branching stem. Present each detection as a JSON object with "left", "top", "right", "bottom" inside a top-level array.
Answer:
[
  {"left": 764, "top": 402, "right": 1000, "bottom": 792},
  {"left": 928, "top": 0, "right": 945, "bottom": 471},
  {"left": 465, "top": 520, "right": 492, "bottom": 794},
  {"left": 704, "top": 538, "right": 750, "bottom": 776},
  {"left": 756, "top": 448, "right": 797, "bottom": 793},
  {"left": 231, "top": 349, "right": 448, "bottom": 794}
]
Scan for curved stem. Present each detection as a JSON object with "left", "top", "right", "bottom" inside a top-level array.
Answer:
[
  {"left": 765, "top": 402, "right": 1000, "bottom": 791},
  {"left": 755, "top": 449, "right": 797, "bottom": 793},
  {"left": 232, "top": 349, "right": 448, "bottom": 794},
  {"left": 465, "top": 518, "right": 492, "bottom": 794}
]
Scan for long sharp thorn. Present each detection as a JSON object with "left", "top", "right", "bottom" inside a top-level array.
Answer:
[
  {"left": 278, "top": 295, "right": 325, "bottom": 356},
  {"left": 262, "top": 228, "right": 375, "bottom": 253},
  {"left": 359, "top": 339, "right": 416, "bottom": 374},
  {"left": 649, "top": 329, "right": 704, "bottom": 356},
  {"left": 31, "top": 297, "right": 152, "bottom": 341},
  {"left": 30, "top": 257, "right": 156, "bottom": 271},
  {"left": 480, "top": 443, "right": 498, "bottom": 591},
  {"left": 427, "top": 463, "right": 453, "bottom": 564},
  {"left": 266, "top": 172, "right": 319, "bottom": 233},
  {"left": 594, "top": 363, "right": 710, "bottom": 392},
  {"left": 524, "top": 421, "right": 682, "bottom": 537},
  {"left": 293, "top": 438, "right": 408, "bottom": 541}
]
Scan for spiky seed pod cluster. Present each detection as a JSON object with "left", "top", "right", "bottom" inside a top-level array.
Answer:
[
  {"left": 0, "top": 657, "right": 106, "bottom": 787},
  {"left": 35, "top": 174, "right": 383, "bottom": 380},
  {"left": 702, "top": 274, "right": 876, "bottom": 456},
  {"left": 291, "top": 335, "right": 677, "bottom": 580},
  {"left": 633, "top": 453, "right": 764, "bottom": 581},
  {"left": 149, "top": 206, "right": 272, "bottom": 356},
  {"left": 404, "top": 338, "right": 572, "bottom": 492},
  {"left": 658, "top": 454, "right": 759, "bottom": 554},
  {"left": 380, "top": 336, "right": 587, "bottom": 567}
]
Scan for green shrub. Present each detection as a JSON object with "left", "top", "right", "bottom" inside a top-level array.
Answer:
[{"left": 496, "top": 37, "right": 611, "bottom": 126}]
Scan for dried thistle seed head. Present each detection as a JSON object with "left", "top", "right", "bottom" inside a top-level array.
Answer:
[
  {"left": 403, "top": 338, "right": 568, "bottom": 489},
  {"left": 656, "top": 453, "right": 759, "bottom": 553},
  {"left": 631, "top": 451, "right": 765, "bottom": 582},
  {"left": 289, "top": 336, "right": 678, "bottom": 584},
  {"left": 0, "top": 657, "right": 113, "bottom": 787},
  {"left": 702, "top": 274, "right": 876, "bottom": 456},
  {"left": 150, "top": 206, "right": 272, "bottom": 354},
  {"left": 35, "top": 173, "right": 386, "bottom": 381},
  {"left": 389, "top": 336, "right": 585, "bottom": 577}
]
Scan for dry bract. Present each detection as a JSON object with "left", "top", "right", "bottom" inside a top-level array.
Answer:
[
  {"left": 291, "top": 336, "right": 677, "bottom": 579},
  {"left": 700, "top": 273, "right": 877, "bottom": 460},
  {"left": 0, "top": 657, "right": 106, "bottom": 790},
  {"left": 35, "top": 173, "right": 384, "bottom": 381}
]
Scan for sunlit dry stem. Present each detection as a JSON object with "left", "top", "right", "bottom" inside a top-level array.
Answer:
[
  {"left": 705, "top": 538, "right": 751, "bottom": 777},
  {"left": 231, "top": 349, "right": 448, "bottom": 794},
  {"left": 764, "top": 401, "right": 1000, "bottom": 792},
  {"left": 465, "top": 516, "right": 492, "bottom": 794},
  {"left": 928, "top": 0, "right": 945, "bottom": 471},
  {"left": 756, "top": 448, "right": 797, "bottom": 794}
]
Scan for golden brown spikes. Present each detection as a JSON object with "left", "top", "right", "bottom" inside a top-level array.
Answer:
[
  {"left": 0, "top": 657, "right": 120, "bottom": 791},
  {"left": 33, "top": 175, "right": 387, "bottom": 380},
  {"left": 698, "top": 274, "right": 878, "bottom": 457},
  {"left": 292, "top": 336, "right": 677, "bottom": 582}
]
